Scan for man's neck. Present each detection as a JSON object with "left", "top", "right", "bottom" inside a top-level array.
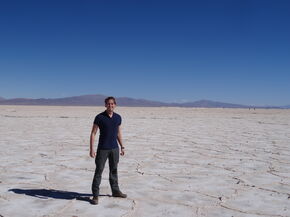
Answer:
[{"left": 106, "top": 110, "right": 114, "bottom": 117}]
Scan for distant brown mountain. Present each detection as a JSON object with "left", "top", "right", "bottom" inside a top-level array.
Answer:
[
  {"left": 0, "top": 94, "right": 106, "bottom": 106},
  {"left": 0, "top": 94, "right": 283, "bottom": 108}
]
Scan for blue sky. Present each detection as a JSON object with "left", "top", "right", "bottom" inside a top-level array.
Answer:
[{"left": 0, "top": 0, "right": 289, "bottom": 106}]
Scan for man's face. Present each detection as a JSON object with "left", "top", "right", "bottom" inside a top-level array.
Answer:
[{"left": 105, "top": 99, "right": 116, "bottom": 112}]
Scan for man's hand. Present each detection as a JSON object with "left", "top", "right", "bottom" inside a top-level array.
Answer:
[
  {"left": 90, "top": 149, "right": 96, "bottom": 158},
  {"left": 120, "top": 148, "right": 125, "bottom": 156}
]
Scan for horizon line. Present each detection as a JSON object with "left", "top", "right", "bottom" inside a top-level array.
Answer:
[{"left": 0, "top": 93, "right": 289, "bottom": 108}]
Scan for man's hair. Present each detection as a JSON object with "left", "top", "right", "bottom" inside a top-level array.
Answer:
[{"left": 105, "top": 96, "right": 116, "bottom": 105}]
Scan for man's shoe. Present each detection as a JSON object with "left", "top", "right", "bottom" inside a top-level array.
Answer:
[
  {"left": 112, "top": 191, "right": 127, "bottom": 198},
  {"left": 91, "top": 196, "right": 98, "bottom": 205}
]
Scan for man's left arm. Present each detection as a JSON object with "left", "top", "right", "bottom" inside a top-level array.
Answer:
[{"left": 117, "top": 125, "right": 125, "bottom": 156}]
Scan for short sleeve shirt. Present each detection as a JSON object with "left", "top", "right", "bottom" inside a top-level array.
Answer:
[{"left": 94, "top": 111, "right": 122, "bottom": 150}]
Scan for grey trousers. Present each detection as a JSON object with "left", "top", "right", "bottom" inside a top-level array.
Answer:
[{"left": 91, "top": 147, "right": 120, "bottom": 197}]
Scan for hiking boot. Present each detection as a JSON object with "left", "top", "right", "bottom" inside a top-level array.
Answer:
[
  {"left": 112, "top": 191, "right": 127, "bottom": 198},
  {"left": 91, "top": 196, "right": 98, "bottom": 205}
]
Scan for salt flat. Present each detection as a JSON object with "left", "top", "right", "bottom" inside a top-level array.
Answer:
[{"left": 0, "top": 105, "right": 290, "bottom": 217}]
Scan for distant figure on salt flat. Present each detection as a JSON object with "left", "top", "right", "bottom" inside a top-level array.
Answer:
[{"left": 89, "top": 96, "right": 127, "bottom": 205}]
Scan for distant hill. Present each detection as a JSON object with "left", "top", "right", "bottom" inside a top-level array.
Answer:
[
  {"left": 0, "top": 94, "right": 106, "bottom": 106},
  {"left": 0, "top": 94, "right": 285, "bottom": 108},
  {"left": 281, "top": 105, "right": 290, "bottom": 109},
  {"left": 117, "top": 97, "right": 168, "bottom": 107},
  {"left": 175, "top": 100, "right": 248, "bottom": 108}
]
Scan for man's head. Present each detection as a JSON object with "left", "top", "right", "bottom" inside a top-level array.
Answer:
[{"left": 105, "top": 96, "right": 116, "bottom": 112}]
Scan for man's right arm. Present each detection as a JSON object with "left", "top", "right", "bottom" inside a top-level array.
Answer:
[{"left": 89, "top": 124, "right": 99, "bottom": 158}]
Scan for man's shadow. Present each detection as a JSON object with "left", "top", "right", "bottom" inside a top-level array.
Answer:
[{"left": 9, "top": 188, "right": 111, "bottom": 203}]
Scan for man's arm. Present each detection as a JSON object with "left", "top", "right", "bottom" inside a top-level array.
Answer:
[
  {"left": 117, "top": 125, "right": 125, "bottom": 156},
  {"left": 89, "top": 124, "right": 99, "bottom": 158}
]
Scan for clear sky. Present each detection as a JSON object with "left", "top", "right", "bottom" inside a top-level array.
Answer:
[{"left": 0, "top": 0, "right": 289, "bottom": 106}]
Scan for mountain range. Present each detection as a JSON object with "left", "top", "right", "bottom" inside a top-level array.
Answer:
[{"left": 0, "top": 94, "right": 286, "bottom": 108}]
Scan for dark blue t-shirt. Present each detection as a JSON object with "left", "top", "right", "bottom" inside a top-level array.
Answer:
[{"left": 94, "top": 111, "right": 122, "bottom": 150}]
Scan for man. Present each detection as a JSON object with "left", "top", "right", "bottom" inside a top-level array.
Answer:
[{"left": 90, "top": 96, "right": 127, "bottom": 205}]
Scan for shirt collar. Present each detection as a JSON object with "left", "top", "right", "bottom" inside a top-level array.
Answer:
[{"left": 103, "top": 110, "right": 114, "bottom": 118}]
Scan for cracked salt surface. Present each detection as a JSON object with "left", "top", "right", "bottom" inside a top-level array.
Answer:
[{"left": 0, "top": 106, "right": 290, "bottom": 217}]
